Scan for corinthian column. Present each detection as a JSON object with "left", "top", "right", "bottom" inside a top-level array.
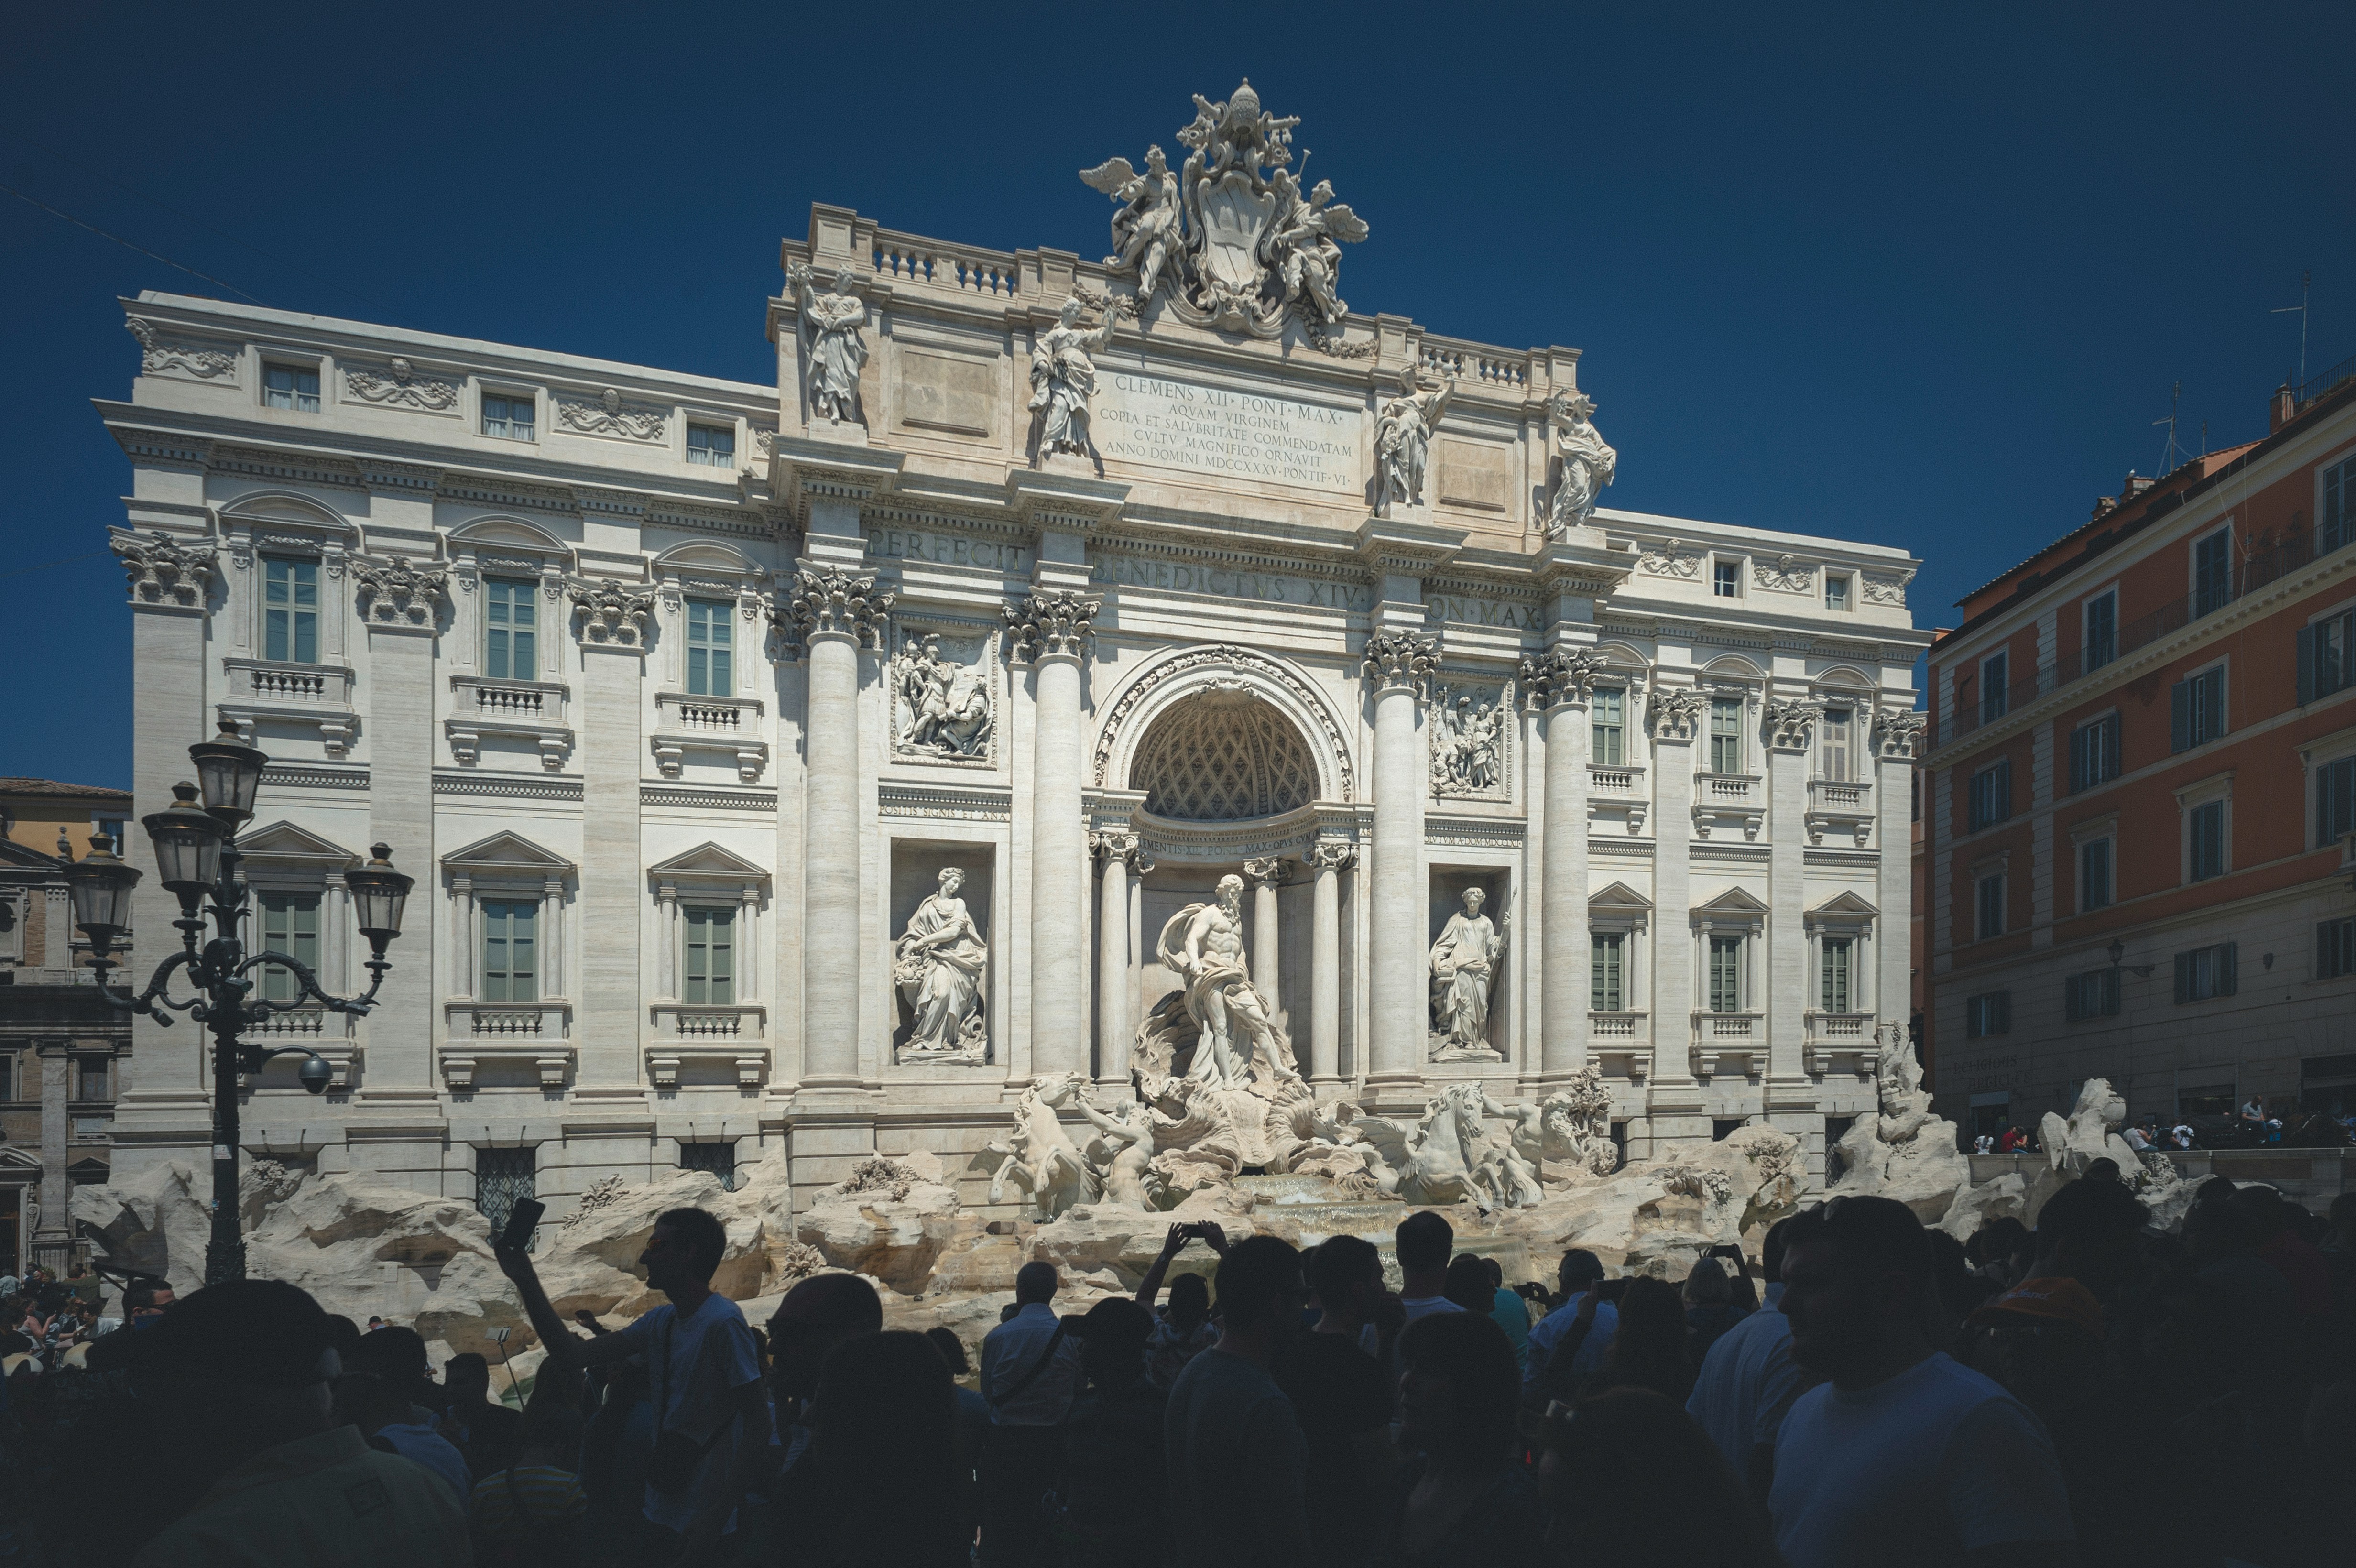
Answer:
[
  {"left": 1524, "top": 645, "right": 1603, "bottom": 1080},
  {"left": 784, "top": 567, "right": 894, "bottom": 1087},
  {"left": 1307, "top": 841, "right": 1354, "bottom": 1085},
  {"left": 1094, "top": 832, "right": 1149, "bottom": 1087},
  {"left": 1007, "top": 591, "right": 1100, "bottom": 1078},
  {"left": 1243, "top": 856, "right": 1286, "bottom": 1011},
  {"left": 1363, "top": 630, "right": 1437, "bottom": 1089}
]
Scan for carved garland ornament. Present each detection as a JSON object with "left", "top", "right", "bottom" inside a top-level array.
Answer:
[
  {"left": 125, "top": 317, "right": 237, "bottom": 380},
  {"left": 1090, "top": 643, "right": 1355, "bottom": 802},
  {"left": 556, "top": 388, "right": 668, "bottom": 442},
  {"left": 1637, "top": 537, "right": 1702, "bottom": 578},
  {"left": 111, "top": 530, "right": 218, "bottom": 607},
  {"left": 570, "top": 579, "right": 658, "bottom": 646},
  {"left": 1753, "top": 554, "right": 1815, "bottom": 593},
  {"left": 1003, "top": 591, "right": 1100, "bottom": 663},
  {"left": 1862, "top": 570, "right": 1914, "bottom": 607},
  {"left": 344, "top": 358, "right": 460, "bottom": 411},
  {"left": 781, "top": 567, "right": 893, "bottom": 650},
  {"left": 355, "top": 560, "right": 451, "bottom": 625}
]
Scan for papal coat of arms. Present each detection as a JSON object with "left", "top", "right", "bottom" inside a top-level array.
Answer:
[{"left": 1079, "top": 80, "right": 1369, "bottom": 351}]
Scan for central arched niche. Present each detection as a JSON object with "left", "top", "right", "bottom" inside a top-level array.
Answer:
[{"left": 1128, "top": 691, "right": 1317, "bottom": 822}]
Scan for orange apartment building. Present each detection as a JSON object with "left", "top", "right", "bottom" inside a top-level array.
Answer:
[{"left": 1924, "top": 373, "right": 2356, "bottom": 1140}]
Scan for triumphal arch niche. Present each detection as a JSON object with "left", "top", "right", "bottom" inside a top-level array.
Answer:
[{"left": 790, "top": 77, "right": 1924, "bottom": 1188}]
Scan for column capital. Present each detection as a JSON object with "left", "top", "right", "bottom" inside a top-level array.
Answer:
[
  {"left": 776, "top": 566, "right": 894, "bottom": 653},
  {"left": 1003, "top": 590, "right": 1100, "bottom": 664},
  {"left": 109, "top": 527, "right": 217, "bottom": 609},
  {"left": 1764, "top": 698, "right": 1823, "bottom": 752},
  {"left": 1874, "top": 707, "right": 1927, "bottom": 760},
  {"left": 1242, "top": 855, "right": 1288, "bottom": 889},
  {"left": 1360, "top": 630, "right": 1438, "bottom": 696},
  {"left": 1651, "top": 687, "right": 1707, "bottom": 744},
  {"left": 1306, "top": 839, "right": 1358, "bottom": 873},
  {"left": 568, "top": 577, "right": 658, "bottom": 649},
  {"left": 1092, "top": 828, "right": 1153, "bottom": 873},
  {"left": 1519, "top": 645, "right": 1608, "bottom": 711},
  {"left": 356, "top": 559, "right": 452, "bottom": 630}
]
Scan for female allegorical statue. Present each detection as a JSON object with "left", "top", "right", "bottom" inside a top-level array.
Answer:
[{"left": 894, "top": 868, "right": 987, "bottom": 1057}]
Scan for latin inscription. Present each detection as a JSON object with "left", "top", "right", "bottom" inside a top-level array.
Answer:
[
  {"left": 1425, "top": 593, "right": 1542, "bottom": 631},
  {"left": 1093, "top": 372, "right": 1358, "bottom": 491},
  {"left": 866, "top": 526, "right": 1030, "bottom": 575},
  {"left": 1090, "top": 554, "right": 1373, "bottom": 612}
]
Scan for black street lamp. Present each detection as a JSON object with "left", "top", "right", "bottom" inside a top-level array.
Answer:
[{"left": 66, "top": 721, "right": 413, "bottom": 1285}]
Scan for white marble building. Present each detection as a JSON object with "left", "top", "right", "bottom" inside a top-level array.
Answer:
[{"left": 98, "top": 87, "right": 1927, "bottom": 1220}]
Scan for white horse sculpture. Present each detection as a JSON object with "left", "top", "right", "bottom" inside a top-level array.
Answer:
[{"left": 985, "top": 1071, "right": 1100, "bottom": 1217}]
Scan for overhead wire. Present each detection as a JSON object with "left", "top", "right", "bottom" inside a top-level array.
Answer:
[{"left": 0, "top": 181, "right": 265, "bottom": 305}]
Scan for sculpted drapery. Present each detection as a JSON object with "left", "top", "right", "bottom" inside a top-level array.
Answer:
[
  {"left": 894, "top": 868, "right": 987, "bottom": 1057},
  {"left": 1429, "top": 886, "right": 1507, "bottom": 1056}
]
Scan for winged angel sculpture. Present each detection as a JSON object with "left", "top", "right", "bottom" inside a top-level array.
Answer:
[{"left": 1080, "top": 80, "right": 1369, "bottom": 349}]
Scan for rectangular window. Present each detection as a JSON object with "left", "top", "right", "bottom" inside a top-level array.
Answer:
[
  {"left": 2315, "top": 754, "right": 2356, "bottom": 848},
  {"left": 2172, "top": 941, "right": 2238, "bottom": 1003},
  {"left": 1713, "top": 560, "right": 1741, "bottom": 599},
  {"left": 1825, "top": 573, "right": 1851, "bottom": 611},
  {"left": 679, "top": 1141, "right": 737, "bottom": 1189},
  {"left": 1821, "top": 708, "right": 1854, "bottom": 783},
  {"left": 2065, "top": 968, "right": 2121, "bottom": 1022},
  {"left": 263, "top": 362, "right": 320, "bottom": 413},
  {"left": 1708, "top": 697, "right": 1744, "bottom": 775},
  {"left": 2193, "top": 529, "right": 2234, "bottom": 617},
  {"left": 2083, "top": 591, "right": 2117, "bottom": 674},
  {"left": 1980, "top": 650, "right": 2009, "bottom": 725},
  {"left": 94, "top": 818, "right": 125, "bottom": 855},
  {"left": 1591, "top": 933, "right": 1625, "bottom": 1012},
  {"left": 484, "top": 578, "right": 538, "bottom": 682},
  {"left": 258, "top": 892, "right": 321, "bottom": 1004},
  {"left": 475, "top": 1147, "right": 536, "bottom": 1245},
  {"left": 2187, "top": 798, "right": 2227, "bottom": 882},
  {"left": 0, "top": 1053, "right": 11, "bottom": 1102},
  {"left": 1707, "top": 935, "right": 1744, "bottom": 1012},
  {"left": 2319, "top": 916, "right": 2356, "bottom": 980},
  {"left": 2069, "top": 714, "right": 2121, "bottom": 793},
  {"left": 483, "top": 392, "right": 535, "bottom": 441},
  {"left": 481, "top": 900, "right": 538, "bottom": 1003},
  {"left": 686, "top": 425, "right": 736, "bottom": 468},
  {"left": 684, "top": 906, "right": 735, "bottom": 1005},
  {"left": 263, "top": 557, "right": 319, "bottom": 664},
  {"left": 2078, "top": 837, "right": 2114, "bottom": 913},
  {"left": 75, "top": 1057, "right": 109, "bottom": 1101},
  {"left": 1968, "top": 758, "right": 2012, "bottom": 831},
  {"left": 1591, "top": 689, "right": 1625, "bottom": 767},
  {"left": 2326, "top": 456, "right": 2356, "bottom": 554},
  {"left": 2170, "top": 665, "right": 2227, "bottom": 752},
  {"left": 687, "top": 598, "right": 734, "bottom": 697},
  {"left": 1820, "top": 937, "right": 1854, "bottom": 1013},
  {"left": 1964, "top": 991, "right": 2011, "bottom": 1038},
  {"left": 2298, "top": 608, "right": 2355, "bottom": 703},
  {"left": 1975, "top": 872, "right": 2006, "bottom": 940}
]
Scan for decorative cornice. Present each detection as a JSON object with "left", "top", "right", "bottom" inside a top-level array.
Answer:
[
  {"left": 432, "top": 773, "right": 583, "bottom": 802},
  {"left": 642, "top": 785, "right": 778, "bottom": 813},
  {"left": 262, "top": 764, "right": 371, "bottom": 791},
  {"left": 1002, "top": 590, "right": 1099, "bottom": 663},
  {"left": 878, "top": 782, "right": 1014, "bottom": 822}
]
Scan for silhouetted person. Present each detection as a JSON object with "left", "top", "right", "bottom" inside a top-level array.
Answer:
[
  {"left": 1688, "top": 1214, "right": 1810, "bottom": 1506},
  {"left": 1166, "top": 1235, "right": 1314, "bottom": 1566},
  {"left": 1274, "top": 1233, "right": 1398, "bottom": 1568},
  {"left": 440, "top": 1351, "right": 523, "bottom": 1481},
  {"left": 978, "top": 1261, "right": 1081, "bottom": 1566},
  {"left": 1054, "top": 1297, "right": 1168, "bottom": 1567},
  {"left": 1537, "top": 1387, "right": 1779, "bottom": 1568},
  {"left": 1384, "top": 1309, "right": 1548, "bottom": 1561},
  {"left": 777, "top": 1331, "right": 967, "bottom": 1567},
  {"left": 1395, "top": 1211, "right": 1464, "bottom": 1323}
]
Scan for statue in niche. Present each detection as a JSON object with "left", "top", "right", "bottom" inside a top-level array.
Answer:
[
  {"left": 1079, "top": 144, "right": 1185, "bottom": 302},
  {"left": 1374, "top": 367, "right": 1456, "bottom": 514},
  {"left": 893, "top": 867, "right": 988, "bottom": 1062},
  {"left": 1542, "top": 388, "right": 1618, "bottom": 538},
  {"left": 1152, "top": 872, "right": 1300, "bottom": 1089},
  {"left": 787, "top": 261, "right": 869, "bottom": 424},
  {"left": 1028, "top": 294, "right": 1120, "bottom": 459},
  {"left": 1428, "top": 886, "right": 1508, "bottom": 1060},
  {"left": 889, "top": 635, "right": 992, "bottom": 759},
  {"left": 1429, "top": 686, "right": 1506, "bottom": 795}
]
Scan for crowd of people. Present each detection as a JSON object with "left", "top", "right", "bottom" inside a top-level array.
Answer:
[
  {"left": 2, "top": 1170, "right": 2352, "bottom": 1567},
  {"left": 1974, "top": 1100, "right": 2356, "bottom": 1154}
]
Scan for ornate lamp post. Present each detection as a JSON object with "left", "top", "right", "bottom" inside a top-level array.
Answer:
[{"left": 64, "top": 721, "right": 413, "bottom": 1285}]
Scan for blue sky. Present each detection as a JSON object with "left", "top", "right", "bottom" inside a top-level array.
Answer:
[{"left": 6, "top": 2, "right": 2349, "bottom": 789}]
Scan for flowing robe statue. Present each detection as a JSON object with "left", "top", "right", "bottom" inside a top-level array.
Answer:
[
  {"left": 790, "top": 262, "right": 869, "bottom": 424},
  {"left": 1029, "top": 295, "right": 1119, "bottom": 457},
  {"left": 1429, "top": 887, "right": 1507, "bottom": 1056},
  {"left": 894, "top": 869, "right": 986, "bottom": 1056},
  {"left": 1543, "top": 389, "right": 1617, "bottom": 536},
  {"left": 1374, "top": 369, "right": 1455, "bottom": 513}
]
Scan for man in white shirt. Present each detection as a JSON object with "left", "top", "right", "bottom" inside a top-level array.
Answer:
[
  {"left": 1524, "top": 1249, "right": 1618, "bottom": 1400},
  {"left": 1687, "top": 1216, "right": 1810, "bottom": 1505},
  {"left": 977, "top": 1262, "right": 1082, "bottom": 1566},
  {"left": 1770, "top": 1195, "right": 2075, "bottom": 1568},
  {"left": 1393, "top": 1210, "right": 1466, "bottom": 1324},
  {"left": 498, "top": 1206, "right": 772, "bottom": 1560}
]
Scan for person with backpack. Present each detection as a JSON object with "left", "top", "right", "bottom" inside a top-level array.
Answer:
[
  {"left": 977, "top": 1262, "right": 1083, "bottom": 1567},
  {"left": 469, "top": 1400, "right": 588, "bottom": 1566}
]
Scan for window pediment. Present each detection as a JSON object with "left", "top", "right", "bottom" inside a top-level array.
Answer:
[
  {"left": 442, "top": 830, "right": 576, "bottom": 881},
  {"left": 235, "top": 819, "right": 362, "bottom": 870},
  {"left": 647, "top": 841, "right": 770, "bottom": 889}
]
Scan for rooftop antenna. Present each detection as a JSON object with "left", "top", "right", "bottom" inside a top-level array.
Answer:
[
  {"left": 2272, "top": 269, "right": 2311, "bottom": 391},
  {"left": 2154, "top": 381, "right": 2189, "bottom": 473}
]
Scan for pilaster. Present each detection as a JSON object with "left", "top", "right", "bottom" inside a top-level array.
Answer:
[
  {"left": 1647, "top": 687, "right": 1705, "bottom": 1139},
  {"left": 568, "top": 576, "right": 655, "bottom": 1101},
  {"left": 1764, "top": 697, "right": 1821, "bottom": 1087}
]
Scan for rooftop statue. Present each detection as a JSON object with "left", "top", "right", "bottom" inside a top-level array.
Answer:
[
  {"left": 1543, "top": 388, "right": 1618, "bottom": 537},
  {"left": 786, "top": 261, "right": 868, "bottom": 425}
]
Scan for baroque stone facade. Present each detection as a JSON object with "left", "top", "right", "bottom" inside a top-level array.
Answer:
[{"left": 91, "top": 86, "right": 1924, "bottom": 1223}]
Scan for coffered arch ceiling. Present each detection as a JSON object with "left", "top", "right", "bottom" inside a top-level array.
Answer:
[{"left": 1128, "top": 691, "right": 1318, "bottom": 822}]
